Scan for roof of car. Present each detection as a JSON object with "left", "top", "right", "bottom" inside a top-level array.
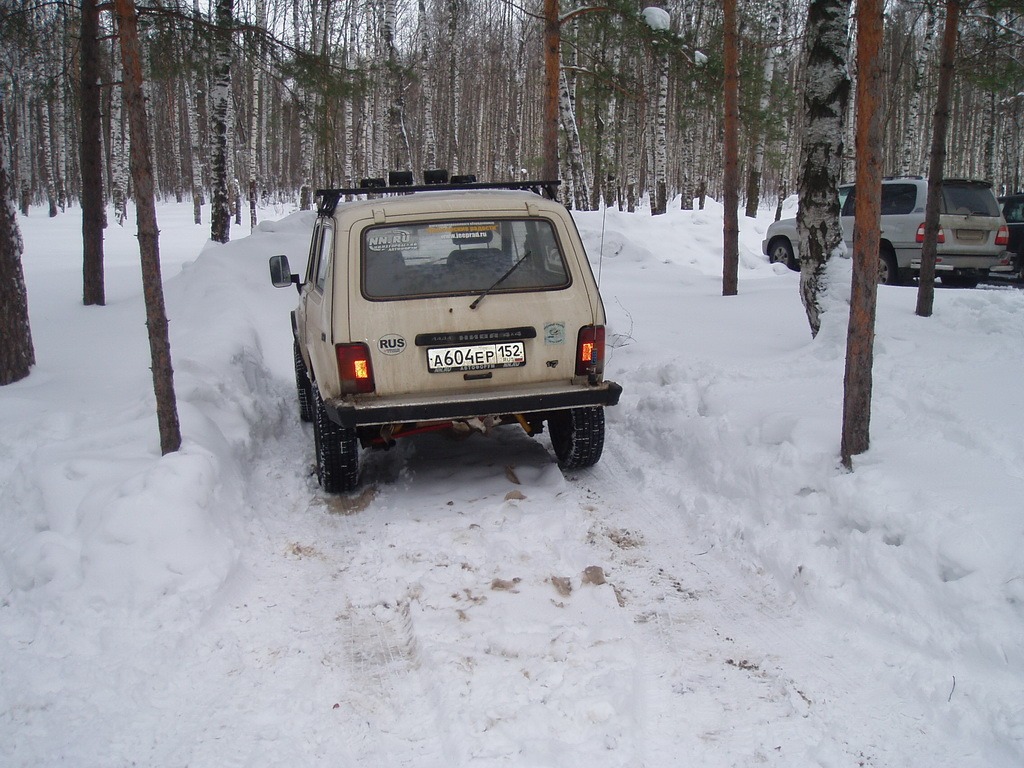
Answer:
[{"left": 316, "top": 180, "right": 561, "bottom": 217}]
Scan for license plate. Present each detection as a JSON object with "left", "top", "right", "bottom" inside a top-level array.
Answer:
[{"left": 427, "top": 342, "right": 526, "bottom": 373}]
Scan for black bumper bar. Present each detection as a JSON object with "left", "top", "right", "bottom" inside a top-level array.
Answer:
[{"left": 325, "top": 382, "right": 622, "bottom": 429}]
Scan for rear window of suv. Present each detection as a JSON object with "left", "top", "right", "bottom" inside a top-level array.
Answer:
[
  {"left": 362, "top": 218, "right": 571, "bottom": 300},
  {"left": 942, "top": 184, "right": 999, "bottom": 217}
]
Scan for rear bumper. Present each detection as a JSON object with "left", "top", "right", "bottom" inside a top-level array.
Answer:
[
  {"left": 907, "top": 251, "right": 1009, "bottom": 273},
  {"left": 325, "top": 381, "right": 623, "bottom": 428}
]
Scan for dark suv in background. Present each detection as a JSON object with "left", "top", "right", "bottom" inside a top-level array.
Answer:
[{"left": 998, "top": 194, "right": 1024, "bottom": 280}]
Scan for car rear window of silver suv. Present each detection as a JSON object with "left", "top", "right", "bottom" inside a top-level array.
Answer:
[
  {"left": 942, "top": 184, "right": 999, "bottom": 217},
  {"left": 361, "top": 218, "right": 572, "bottom": 300}
]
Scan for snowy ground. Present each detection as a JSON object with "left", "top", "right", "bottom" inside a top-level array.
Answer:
[{"left": 2, "top": 196, "right": 1023, "bottom": 767}]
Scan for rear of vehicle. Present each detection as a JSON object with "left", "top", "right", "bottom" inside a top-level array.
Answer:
[
  {"left": 997, "top": 194, "right": 1024, "bottom": 279},
  {"left": 277, "top": 182, "right": 621, "bottom": 492},
  {"left": 902, "top": 180, "right": 1009, "bottom": 285},
  {"left": 838, "top": 179, "right": 1010, "bottom": 286}
]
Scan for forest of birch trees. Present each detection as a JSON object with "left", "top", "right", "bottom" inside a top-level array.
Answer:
[{"left": 0, "top": 0, "right": 1022, "bottom": 223}]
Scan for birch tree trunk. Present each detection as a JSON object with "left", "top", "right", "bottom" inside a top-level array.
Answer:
[
  {"left": 110, "top": 33, "right": 129, "bottom": 226},
  {"left": 652, "top": 48, "right": 669, "bottom": 216},
  {"left": 0, "top": 88, "right": 35, "bottom": 386},
  {"left": 745, "top": 0, "right": 782, "bottom": 218},
  {"left": 184, "top": 79, "right": 204, "bottom": 223},
  {"left": 249, "top": 0, "right": 265, "bottom": 229},
  {"left": 114, "top": 0, "right": 182, "bottom": 455},
  {"left": 797, "top": 0, "right": 851, "bottom": 337},
  {"left": 900, "top": 1, "right": 935, "bottom": 177},
  {"left": 559, "top": 70, "right": 591, "bottom": 210},
  {"left": 210, "top": 0, "right": 233, "bottom": 243}
]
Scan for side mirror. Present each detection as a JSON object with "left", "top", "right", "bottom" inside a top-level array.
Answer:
[{"left": 269, "top": 254, "right": 298, "bottom": 289}]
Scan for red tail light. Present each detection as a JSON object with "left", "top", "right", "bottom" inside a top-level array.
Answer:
[
  {"left": 995, "top": 224, "right": 1009, "bottom": 247},
  {"left": 335, "top": 343, "right": 375, "bottom": 394},
  {"left": 575, "top": 325, "right": 606, "bottom": 377},
  {"left": 916, "top": 223, "right": 944, "bottom": 244}
]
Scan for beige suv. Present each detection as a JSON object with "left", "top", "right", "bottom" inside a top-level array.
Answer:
[{"left": 270, "top": 177, "right": 622, "bottom": 492}]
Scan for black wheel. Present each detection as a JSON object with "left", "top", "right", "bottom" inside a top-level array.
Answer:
[
  {"left": 548, "top": 406, "right": 605, "bottom": 470},
  {"left": 879, "top": 247, "right": 901, "bottom": 286},
  {"left": 312, "top": 386, "right": 360, "bottom": 493},
  {"left": 768, "top": 238, "right": 797, "bottom": 271},
  {"left": 294, "top": 340, "right": 314, "bottom": 422}
]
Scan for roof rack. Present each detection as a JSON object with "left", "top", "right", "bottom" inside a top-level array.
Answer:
[{"left": 314, "top": 179, "right": 561, "bottom": 217}]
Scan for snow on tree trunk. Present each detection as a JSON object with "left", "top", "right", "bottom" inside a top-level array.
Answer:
[
  {"left": 796, "top": 0, "right": 851, "bottom": 338},
  {"left": 210, "top": 0, "right": 233, "bottom": 242},
  {"left": 0, "top": 88, "right": 35, "bottom": 385}
]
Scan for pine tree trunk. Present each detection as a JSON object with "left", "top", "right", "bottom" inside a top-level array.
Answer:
[
  {"left": 916, "top": 0, "right": 960, "bottom": 319},
  {"left": 81, "top": 0, "right": 106, "bottom": 306},
  {"left": 722, "top": 0, "right": 740, "bottom": 296},
  {"left": 542, "top": 0, "right": 559, "bottom": 182},
  {"left": 842, "top": 0, "right": 885, "bottom": 468},
  {"left": 114, "top": 0, "right": 181, "bottom": 455}
]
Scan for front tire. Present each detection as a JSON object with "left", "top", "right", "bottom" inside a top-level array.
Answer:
[
  {"left": 548, "top": 406, "right": 605, "bottom": 470},
  {"left": 312, "top": 386, "right": 360, "bottom": 493},
  {"left": 879, "top": 247, "right": 901, "bottom": 286},
  {"left": 768, "top": 238, "right": 797, "bottom": 271}
]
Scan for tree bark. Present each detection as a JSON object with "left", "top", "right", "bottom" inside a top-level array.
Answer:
[
  {"left": 81, "top": 0, "right": 106, "bottom": 306},
  {"left": 797, "top": 0, "right": 851, "bottom": 337},
  {"left": 841, "top": 0, "right": 885, "bottom": 468},
  {"left": 0, "top": 90, "right": 35, "bottom": 386},
  {"left": 722, "top": 0, "right": 740, "bottom": 296},
  {"left": 114, "top": 0, "right": 182, "bottom": 455},
  {"left": 210, "top": 0, "right": 233, "bottom": 242},
  {"left": 543, "top": 0, "right": 559, "bottom": 182},
  {"left": 916, "top": 0, "right": 960, "bottom": 319}
]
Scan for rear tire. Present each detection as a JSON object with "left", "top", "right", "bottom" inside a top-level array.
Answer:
[
  {"left": 312, "top": 386, "right": 360, "bottom": 493},
  {"left": 295, "top": 340, "right": 314, "bottom": 422},
  {"left": 548, "top": 406, "right": 605, "bottom": 470}
]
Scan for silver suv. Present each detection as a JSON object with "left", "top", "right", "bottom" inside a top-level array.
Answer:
[
  {"left": 269, "top": 176, "right": 622, "bottom": 492},
  {"left": 763, "top": 178, "right": 1011, "bottom": 286}
]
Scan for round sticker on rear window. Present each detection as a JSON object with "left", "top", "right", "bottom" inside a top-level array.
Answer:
[{"left": 378, "top": 334, "right": 407, "bottom": 355}]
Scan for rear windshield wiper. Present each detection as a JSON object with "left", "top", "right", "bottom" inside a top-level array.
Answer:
[{"left": 470, "top": 250, "right": 532, "bottom": 309}]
